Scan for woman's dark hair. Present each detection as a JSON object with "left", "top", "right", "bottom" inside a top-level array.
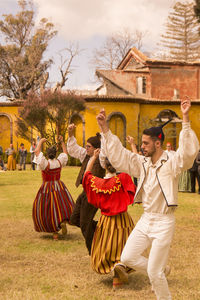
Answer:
[
  {"left": 47, "top": 146, "right": 57, "bottom": 159},
  {"left": 87, "top": 132, "right": 101, "bottom": 149},
  {"left": 105, "top": 157, "right": 116, "bottom": 174}
]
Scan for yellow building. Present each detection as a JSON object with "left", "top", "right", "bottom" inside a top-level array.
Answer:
[
  {"left": 0, "top": 101, "right": 31, "bottom": 152},
  {"left": 1, "top": 48, "right": 200, "bottom": 153},
  {"left": 1, "top": 97, "right": 200, "bottom": 155}
]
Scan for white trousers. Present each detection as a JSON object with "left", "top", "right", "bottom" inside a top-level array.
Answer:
[{"left": 121, "top": 212, "right": 175, "bottom": 300}]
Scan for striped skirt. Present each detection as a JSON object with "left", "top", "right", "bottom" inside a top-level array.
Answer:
[
  {"left": 91, "top": 211, "right": 134, "bottom": 274},
  {"left": 32, "top": 180, "right": 75, "bottom": 233}
]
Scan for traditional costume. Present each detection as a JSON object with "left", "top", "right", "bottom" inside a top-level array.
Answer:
[
  {"left": 101, "top": 121, "right": 199, "bottom": 299},
  {"left": 67, "top": 135, "right": 105, "bottom": 254},
  {"left": 83, "top": 171, "right": 136, "bottom": 275},
  {"left": 6, "top": 147, "right": 16, "bottom": 170},
  {"left": 32, "top": 152, "right": 74, "bottom": 233}
]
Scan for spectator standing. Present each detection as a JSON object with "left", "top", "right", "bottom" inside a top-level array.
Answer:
[
  {"left": 30, "top": 139, "right": 36, "bottom": 170},
  {"left": 6, "top": 144, "right": 16, "bottom": 170},
  {"left": 18, "top": 143, "right": 27, "bottom": 170},
  {"left": 165, "top": 142, "right": 175, "bottom": 158},
  {"left": 196, "top": 149, "right": 200, "bottom": 179},
  {"left": 0, "top": 156, "right": 6, "bottom": 171},
  {"left": 189, "top": 152, "right": 200, "bottom": 194}
]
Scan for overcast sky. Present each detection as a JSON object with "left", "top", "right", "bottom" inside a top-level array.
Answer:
[{"left": 0, "top": 0, "right": 193, "bottom": 90}]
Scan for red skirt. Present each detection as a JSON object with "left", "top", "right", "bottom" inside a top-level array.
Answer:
[{"left": 32, "top": 179, "right": 75, "bottom": 232}]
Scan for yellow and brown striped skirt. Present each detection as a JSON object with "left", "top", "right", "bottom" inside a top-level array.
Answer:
[{"left": 91, "top": 211, "right": 134, "bottom": 274}]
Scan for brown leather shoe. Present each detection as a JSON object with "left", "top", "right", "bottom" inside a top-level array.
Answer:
[{"left": 114, "top": 265, "right": 128, "bottom": 283}]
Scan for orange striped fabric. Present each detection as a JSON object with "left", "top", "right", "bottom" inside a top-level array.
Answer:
[{"left": 91, "top": 212, "right": 134, "bottom": 274}]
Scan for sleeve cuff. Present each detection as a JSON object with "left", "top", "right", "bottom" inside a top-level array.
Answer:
[
  {"left": 182, "top": 122, "right": 191, "bottom": 130},
  {"left": 67, "top": 136, "right": 76, "bottom": 143},
  {"left": 102, "top": 129, "right": 112, "bottom": 139}
]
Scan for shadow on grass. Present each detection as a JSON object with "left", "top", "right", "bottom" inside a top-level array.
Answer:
[
  {"left": 40, "top": 232, "right": 81, "bottom": 241},
  {"left": 100, "top": 272, "right": 150, "bottom": 291}
]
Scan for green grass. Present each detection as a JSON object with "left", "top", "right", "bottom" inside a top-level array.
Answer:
[{"left": 0, "top": 167, "right": 200, "bottom": 300}]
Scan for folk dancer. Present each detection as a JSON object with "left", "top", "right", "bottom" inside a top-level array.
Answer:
[
  {"left": 83, "top": 149, "right": 136, "bottom": 289},
  {"left": 67, "top": 124, "right": 105, "bottom": 254},
  {"left": 32, "top": 136, "right": 75, "bottom": 240},
  {"left": 96, "top": 98, "right": 199, "bottom": 300}
]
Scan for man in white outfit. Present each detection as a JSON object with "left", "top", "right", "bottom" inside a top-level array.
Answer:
[
  {"left": 165, "top": 142, "right": 176, "bottom": 158},
  {"left": 96, "top": 98, "right": 199, "bottom": 300}
]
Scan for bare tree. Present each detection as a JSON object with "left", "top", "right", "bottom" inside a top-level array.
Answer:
[
  {"left": 53, "top": 43, "right": 83, "bottom": 92},
  {"left": 90, "top": 28, "right": 148, "bottom": 70}
]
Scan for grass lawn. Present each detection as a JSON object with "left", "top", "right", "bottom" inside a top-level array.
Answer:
[{"left": 0, "top": 166, "right": 200, "bottom": 300}]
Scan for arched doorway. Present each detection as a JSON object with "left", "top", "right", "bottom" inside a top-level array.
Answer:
[
  {"left": 153, "top": 109, "right": 182, "bottom": 150},
  {"left": 107, "top": 112, "right": 126, "bottom": 146},
  {"left": 0, "top": 113, "right": 13, "bottom": 151},
  {"left": 70, "top": 113, "right": 85, "bottom": 147}
]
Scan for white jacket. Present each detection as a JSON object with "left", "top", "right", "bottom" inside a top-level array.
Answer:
[{"left": 102, "top": 122, "right": 199, "bottom": 206}]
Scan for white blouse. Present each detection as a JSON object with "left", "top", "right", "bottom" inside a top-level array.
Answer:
[{"left": 34, "top": 152, "right": 68, "bottom": 170}]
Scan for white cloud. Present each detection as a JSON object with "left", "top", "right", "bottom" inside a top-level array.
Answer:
[
  {"left": 2, "top": 0, "right": 194, "bottom": 89},
  {"left": 33, "top": 0, "right": 177, "bottom": 42}
]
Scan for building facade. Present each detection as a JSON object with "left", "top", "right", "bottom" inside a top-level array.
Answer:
[{"left": 1, "top": 48, "right": 200, "bottom": 153}]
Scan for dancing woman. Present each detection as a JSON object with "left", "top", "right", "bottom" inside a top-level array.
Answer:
[
  {"left": 83, "top": 149, "right": 136, "bottom": 289},
  {"left": 32, "top": 136, "right": 75, "bottom": 240}
]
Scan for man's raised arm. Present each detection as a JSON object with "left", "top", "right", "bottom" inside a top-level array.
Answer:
[{"left": 96, "top": 109, "right": 141, "bottom": 178}]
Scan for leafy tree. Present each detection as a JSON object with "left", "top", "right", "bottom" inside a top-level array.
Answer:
[
  {"left": 159, "top": 1, "right": 200, "bottom": 62},
  {"left": 0, "top": 0, "right": 57, "bottom": 99},
  {"left": 91, "top": 28, "right": 148, "bottom": 70},
  {"left": 16, "top": 89, "right": 86, "bottom": 143}
]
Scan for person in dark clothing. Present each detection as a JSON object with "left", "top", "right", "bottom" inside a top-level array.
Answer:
[
  {"left": 67, "top": 124, "right": 105, "bottom": 254},
  {"left": 18, "top": 143, "right": 27, "bottom": 170},
  {"left": 0, "top": 156, "right": 6, "bottom": 171},
  {"left": 196, "top": 149, "right": 200, "bottom": 178},
  {"left": 189, "top": 151, "right": 200, "bottom": 194}
]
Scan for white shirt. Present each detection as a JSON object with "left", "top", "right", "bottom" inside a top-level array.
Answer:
[
  {"left": 141, "top": 152, "right": 175, "bottom": 214},
  {"left": 102, "top": 122, "right": 199, "bottom": 212},
  {"left": 67, "top": 136, "right": 86, "bottom": 163},
  {"left": 165, "top": 149, "right": 176, "bottom": 158},
  {"left": 67, "top": 136, "right": 106, "bottom": 168},
  {"left": 34, "top": 152, "right": 68, "bottom": 170}
]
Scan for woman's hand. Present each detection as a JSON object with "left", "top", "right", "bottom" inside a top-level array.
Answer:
[
  {"left": 93, "top": 148, "right": 100, "bottom": 159},
  {"left": 40, "top": 138, "right": 47, "bottom": 144},
  {"left": 68, "top": 123, "right": 76, "bottom": 137},
  {"left": 126, "top": 135, "right": 135, "bottom": 146},
  {"left": 58, "top": 135, "right": 63, "bottom": 142}
]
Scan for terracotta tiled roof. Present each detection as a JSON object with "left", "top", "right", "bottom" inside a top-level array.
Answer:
[
  {"left": 117, "top": 47, "right": 149, "bottom": 70},
  {"left": 117, "top": 47, "right": 200, "bottom": 69},
  {"left": 0, "top": 100, "right": 23, "bottom": 106},
  {"left": 85, "top": 95, "right": 200, "bottom": 104}
]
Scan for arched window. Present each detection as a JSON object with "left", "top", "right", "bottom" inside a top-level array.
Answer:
[
  {"left": 0, "top": 113, "right": 13, "bottom": 151},
  {"left": 107, "top": 112, "right": 126, "bottom": 146},
  {"left": 70, "top": 114, "right": 85, "bottom": 147}
]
